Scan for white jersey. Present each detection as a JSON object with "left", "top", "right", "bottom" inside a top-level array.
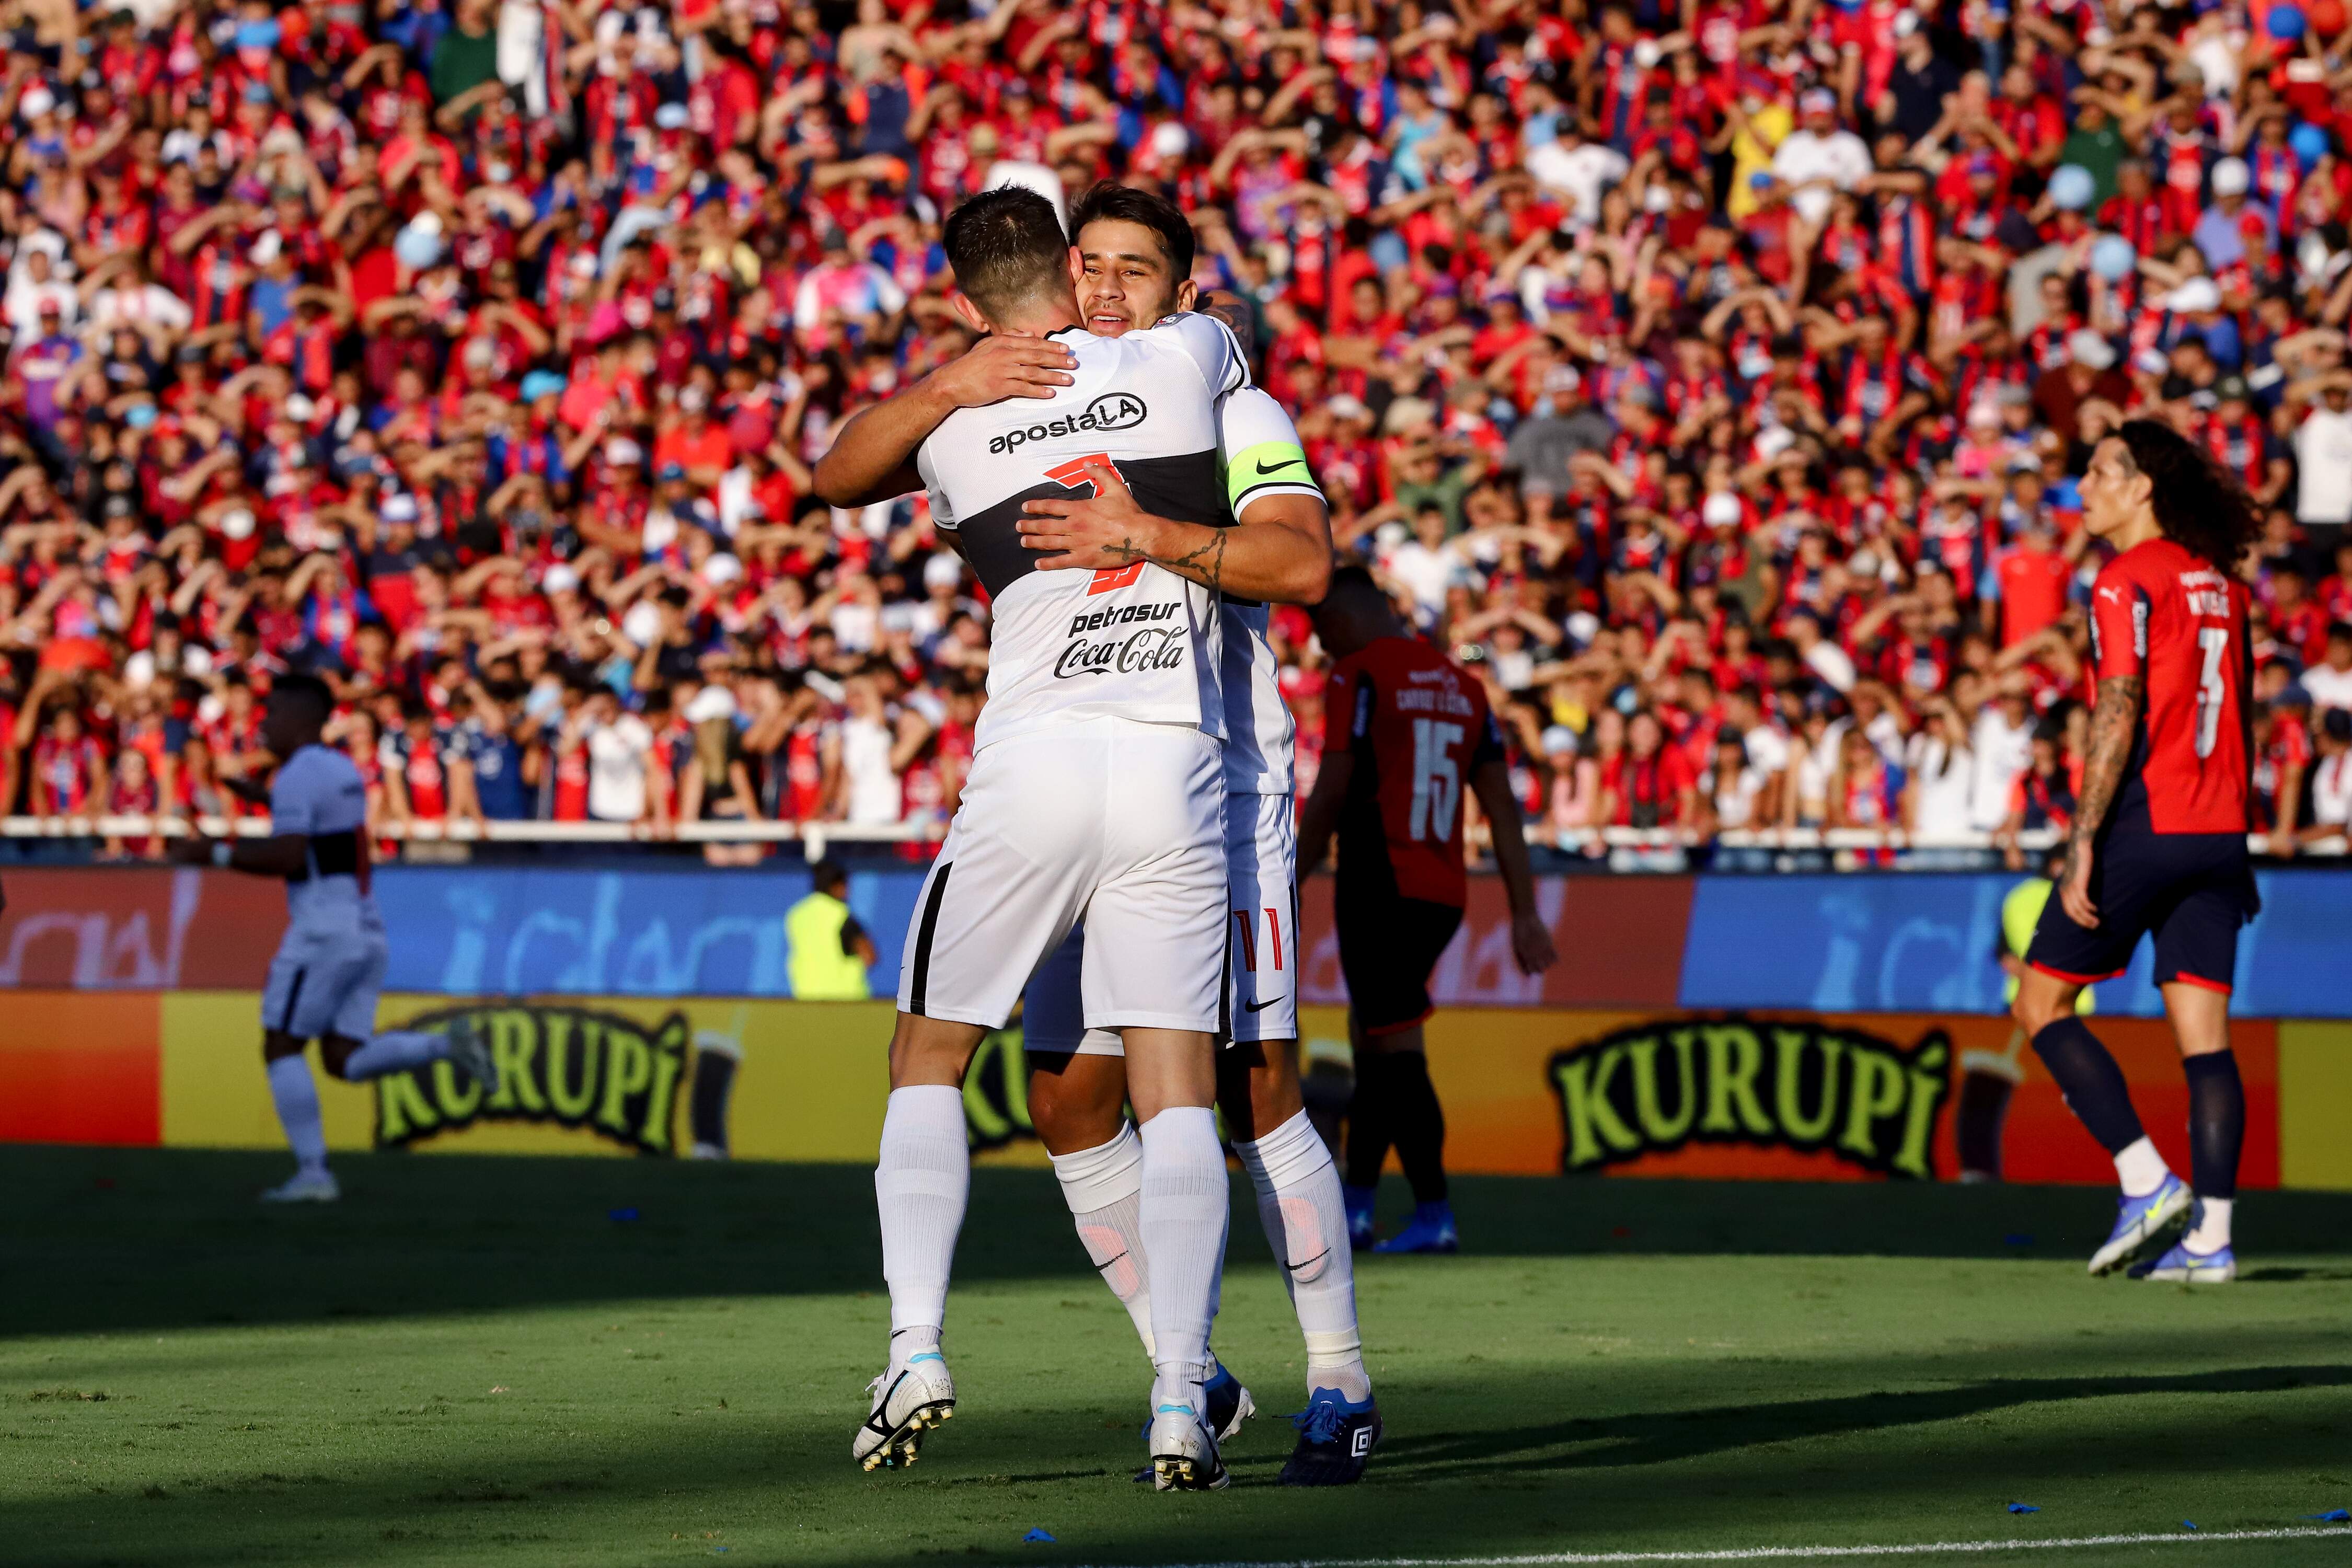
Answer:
[
  {"left": 269, "top": 744, "right": 374, "bottom": 927},
  {"left": 914, "top": 314, "right": 1250, "bottom": 752},
  {"left": 1213, "top": 386, "right": 1323, "bottom": 794}
]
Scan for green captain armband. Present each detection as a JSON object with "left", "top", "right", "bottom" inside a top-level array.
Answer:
[{"left": 1225, "top": 440, "right": 1320, "bottom": 514}]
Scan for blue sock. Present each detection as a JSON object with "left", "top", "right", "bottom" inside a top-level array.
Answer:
[{"left": 2030, "top": 1018, "right": 2145, "bottom": 1155}]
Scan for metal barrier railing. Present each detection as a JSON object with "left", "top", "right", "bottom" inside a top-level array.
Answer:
[{"left": 5, "top": 816, "right": 2338, "bottom": 860}]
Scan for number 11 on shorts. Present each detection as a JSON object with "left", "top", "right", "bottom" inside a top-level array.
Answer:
[{"left": 1230, "top": 907, "right": 1286, "bottom": 972}]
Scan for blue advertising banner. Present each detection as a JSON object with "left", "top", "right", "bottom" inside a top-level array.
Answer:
[
  {"left": 1678, "top": 871, "right": 2352, "bottom": 1019},
  {"left": 372, "top": 865, "right": 926, "bottom": 997}
]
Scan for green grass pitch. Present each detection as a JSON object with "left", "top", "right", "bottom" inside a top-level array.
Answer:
[{"left": 6, "top": 1146, "right": 2352, "bottom": 1566}]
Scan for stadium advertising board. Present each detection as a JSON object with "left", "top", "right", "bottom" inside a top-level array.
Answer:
[
  {"left": 1543, "top": 1017, "right": 1951, "bottom": 1180},
  {"left": 3, "top": 988, "right": 2316, "bottom": 1190},
  {"left": 1, "top": 868, "right": 2343, "bottom": 1186},
  {"left": 368, "top": 1002, "right": 694, "bottom": 1156},
  {"left": 6, "top": 866, "right": 2348, "bottom": 1017},
  {"left": 1292, "top": 1006, "right": 2282, "bottom": 1187}
]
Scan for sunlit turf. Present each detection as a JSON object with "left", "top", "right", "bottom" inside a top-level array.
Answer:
[{"left": 5, "top": 1146, "right": 2351, "bottom": 1566}]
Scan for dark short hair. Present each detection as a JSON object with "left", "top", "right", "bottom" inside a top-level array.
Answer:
[
  {"left": 270, "top": 673, "right": 333, "bottom": 720},
  {"left": 942, "top": 187, "right": 1069, "bottom": 315},
  {"left": 1069, "top": 181, "right": 1194, "bottom": 285},
  {"left": 810, "top": 857, "right": 849, "bottom": 893},
  {"left": 1317, "top": 563, "right": 1385, "bottom": 615}
]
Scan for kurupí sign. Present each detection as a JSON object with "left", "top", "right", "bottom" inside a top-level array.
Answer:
[
  {"left": 373, "top": 1003, "right": 691, "bottom": 1155},
  {"left": 1547, "top": 1017, "right": 1952, "bottom": 1179}
]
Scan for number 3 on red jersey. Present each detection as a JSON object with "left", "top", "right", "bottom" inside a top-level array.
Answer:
[{"left": 1040, "top": 455, "right": 1142, "bottom": 595}]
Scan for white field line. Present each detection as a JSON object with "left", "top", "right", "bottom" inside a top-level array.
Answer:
[{"left": 1055, "top": 1523, "right": 2351, "bottom": 1567}]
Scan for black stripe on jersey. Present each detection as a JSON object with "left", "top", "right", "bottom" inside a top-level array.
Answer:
[
  {"left": 277, "top": 968, "right": 309, "bottom": 1035},
  {"left": 1231, "top": 477, "right": 1324, "bottom": 513},
  {"left": 949, "top": 448, "right": 1233, "bottom": 600},
  {"left": 907, "top": 860, "right": 953, "bottom": 1017},
  {"left": 312, "top": 831, "right": 363, "bottom": 878}
]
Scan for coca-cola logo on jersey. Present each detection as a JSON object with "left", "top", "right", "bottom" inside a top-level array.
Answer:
[{"left": 1055, "top": 599, "right": 1185, "bottom": 678}]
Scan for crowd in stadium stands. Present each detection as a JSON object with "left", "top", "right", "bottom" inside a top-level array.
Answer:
[{"left": 8, "top": 0, "right": 2352, "bottom": 869}]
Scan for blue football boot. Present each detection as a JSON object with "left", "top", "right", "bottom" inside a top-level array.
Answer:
[
  {"left": 1279, "top": 1387, "right": 1382, "bottom": 1485},
  {"left": 2088, "top": 1173, "right": 2193, "bottom": 1275},
  {"left": 1372, "top": 1201, "right": 1458, "bottom": 1254}
]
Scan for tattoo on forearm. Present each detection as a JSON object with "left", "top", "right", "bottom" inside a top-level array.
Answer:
[
  {"left": 2070, "top": 673, "right": 2143, "bottom": 856},
  {"left": 1162, "top": 528, "right": 1228, "bottom": 596},
  {"left": 1103, "top": 536, "right": 1146, "bottom": 566}
]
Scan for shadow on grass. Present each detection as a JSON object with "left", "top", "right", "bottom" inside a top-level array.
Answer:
[
  {"left": 6, "top": 1145, "right": 2352, "bottom": 1338},
  {"left": 7, "top": 1344, "right": 2350, "bottom": 1567},
  {"left": 1373, "top": 1362, "right": 2352, "bottom": 1479}
]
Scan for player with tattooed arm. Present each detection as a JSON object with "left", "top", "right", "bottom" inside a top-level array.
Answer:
[{"left": 2011, "top": 421, "right": 2261, "bottom": 1284}]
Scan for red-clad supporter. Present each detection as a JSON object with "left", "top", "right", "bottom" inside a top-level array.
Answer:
[{"left": 0, "top": 0, "right": 2344, "bottom": 870}]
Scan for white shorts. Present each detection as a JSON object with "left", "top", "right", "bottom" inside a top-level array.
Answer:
[
  {"left": 896, "top": 722, "right": 1226, "bottom": 1033},
  {"left": 1024, "top": 789, "right": 1298, "bottom": 1054},
  {"left": 262, "top": 913, "right": 389, "bottom": 1041}
]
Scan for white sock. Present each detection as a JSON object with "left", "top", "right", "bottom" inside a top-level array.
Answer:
[
  {"left": 1050, "top": 1122, "right": 1155, "bottom": 1360},
  {"left": 1236, "top": 1109, "right": 1369, "bottom": 1402},
  {"left": 266, "top": 1054, "right": 329, "bottom": 1177},
  {"left": 339, "top": 1031, "right": 454, "bottom": 1081},
  {"left": 874, "top": 1086, "right": 969, "bottom": 1366},
  {"left": 2114, "top": 1136, "right": 2171, "bottom": 1198},
  {"left": 2185, "top": 1196, "right": 2233, "bottom": 1252},
  {"left": 1138, "top": 1105, "right": 1229, "bottom": 1412}
]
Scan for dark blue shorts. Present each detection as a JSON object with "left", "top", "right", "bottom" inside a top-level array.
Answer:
[
  {"left": 1335, "top": 889, "right": 1463, "bottom": 1036},
  {"left": 2025, "top": 828, "right": 2257, "bottom": 994}
]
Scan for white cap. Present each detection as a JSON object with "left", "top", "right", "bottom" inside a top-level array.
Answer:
[
  {"left": 621, "top": 599, "right": 662, "bottom": 649},
  {"left": 20, "top": 86, "right": 55, "bottom": 118},
  {"left": 2066, "top": 329, "right": 2116, "bottom": 371},
  {"left": 250, "top": 229, "right": 282, "bottom": 265},
  {"left": 220, "top": 506, "right": 256, "bottom": 540},
  {"left": 1328, "top": 393, "right": 1370, "bottom": 420},
  {"left": 605, "top": 435, "right": 644, "bottom": 466},
  {"left": 701, "top": 551, "right": 744, "bottom": 585},
  {"left": 923, "top": 553, "right": 964, "bottom": 592},
  {"left": 1967, "top": 399, "right": 2003, "bottom": 429},
  {"left": 2166, "top": 276, "right": 2222, "bottom": 314},
  {"left": 684, "top": 685, "right": 737, "bottom": 724},
  {"left": 1149, "top": 121, "right": 1190, "bottom": 160},
  {"left": 1754, "top": 425, "right": 1796, "bottom": 461},
  {"left": 409, "top": 211, "right": 444, "bottom": 237},
  {"left": 2211, "top": 157, "right": 2251, "bottom": 197},
  {"left": 382, "top": 493, "right": 419, "bottom": 523},
  {"left": 1702, "top": 492, "right": 1744, "bottom": 527},
  {"left": 2135, "top": 346, "right": 2171, "bottom": 374},
  {"left": 543, "top": 562, "right": 581, "bottom": 594},
  {"left": 284, "top": 391, "right": 316, "bottom": 421}
]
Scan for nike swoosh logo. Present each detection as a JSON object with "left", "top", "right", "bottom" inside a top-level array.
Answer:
[
  {"left": 1243, "top": 996, "right": 1286, "bottom": 1012},
  {"left": 1252, "top": 458, "right": 1304, "bottom": 476}
]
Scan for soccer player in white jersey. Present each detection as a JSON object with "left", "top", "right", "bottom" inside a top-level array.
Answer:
[
  {"left": 823, "top": 181, "right": 1374, "bottom": 1484},
  {"left": 169, "top": 675, "right": 497, "bottom": 1203},
  {"left": 813, "top": 186, "right": 1327, "bottom": 1491}
]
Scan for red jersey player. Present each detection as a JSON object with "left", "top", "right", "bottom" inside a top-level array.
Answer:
[
  {"left": 1299, "top": 568, "right": 1555, "bottom": 1254},
  {"left": 2014, "top": 421, "right": 2262, "bottom": 1285}
]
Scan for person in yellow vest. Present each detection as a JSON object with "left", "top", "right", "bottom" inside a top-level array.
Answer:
[
  {"left": 1956, "top": 856, "right": 2094, "bottom": 1181},
  {"left": 788, "top": 859, "right": 877, "bottom": 1000}
]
